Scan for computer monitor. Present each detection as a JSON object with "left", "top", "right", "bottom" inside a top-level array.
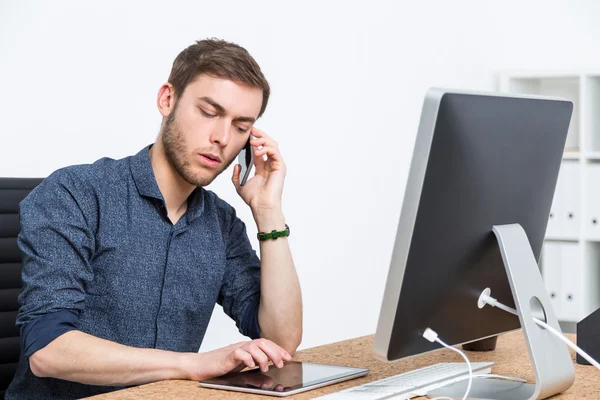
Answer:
[{"left": 373, "top": 89, "right": 575, "bottom": 399}]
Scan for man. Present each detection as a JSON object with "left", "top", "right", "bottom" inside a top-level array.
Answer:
[{"left": 6, "top": 38, "right": 302, "bottom": 399}]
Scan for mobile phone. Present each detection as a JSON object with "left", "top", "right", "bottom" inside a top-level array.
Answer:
[{"left": 238, "top": 136, "right": 254, "bottom": 186}]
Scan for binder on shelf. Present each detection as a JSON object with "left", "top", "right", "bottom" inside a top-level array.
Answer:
[
  {"left": 541, "top": 242, "right": 564, "bottom": 320},
  {"left": 560, "top": 242, "right": 584, "bottom": 322},
  {"left": 547, "top": 169, "right": 564, "bottom": 238},
  {"left": 585, "top": 164, "right": 600, "bottom": 240},
  {"left": 561, "top": 162, "right": 580, "bottom": 239}
]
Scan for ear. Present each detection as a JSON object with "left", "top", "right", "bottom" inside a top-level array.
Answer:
[{"left": 157, "top": 83, "right": 176, "bottom": 118}]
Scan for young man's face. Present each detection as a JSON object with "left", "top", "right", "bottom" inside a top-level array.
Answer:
[{"left": 161, "top": 74, "right": 263, "bottom": 187}]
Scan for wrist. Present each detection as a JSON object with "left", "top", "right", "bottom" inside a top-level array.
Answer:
[
  {"left": 253, "top": 208, "right": 286, "bottom": 232},
  {"left": 177, "top": 352, "right": 201, "bottom": 381}
]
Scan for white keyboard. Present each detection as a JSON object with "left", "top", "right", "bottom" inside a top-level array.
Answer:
[{"left": 317, "top": 362, "right": 495, "bottom": 399}]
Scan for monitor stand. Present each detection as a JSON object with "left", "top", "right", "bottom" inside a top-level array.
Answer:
[{"left": 427, "top": 223, "right": 575, "bottom": 400}]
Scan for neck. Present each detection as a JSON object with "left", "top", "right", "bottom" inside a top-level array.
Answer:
[{"left": 149, "top": 139, "right": 195, "bottom": 216}]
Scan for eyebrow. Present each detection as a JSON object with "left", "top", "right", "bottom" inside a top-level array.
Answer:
[{"left": 198, "top": 96, "right": 256, "bottom": 124}]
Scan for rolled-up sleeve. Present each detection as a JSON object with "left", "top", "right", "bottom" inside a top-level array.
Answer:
[
  {"left": 217, "top": 206, "right": 261, "bottom": 339},
  {"left": 16, "top": 169, "right": 95, "bottom": 354}
]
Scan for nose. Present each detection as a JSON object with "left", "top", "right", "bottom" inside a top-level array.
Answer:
[{"left": 210, "top": 119, "right": 230, "bottom": 148}]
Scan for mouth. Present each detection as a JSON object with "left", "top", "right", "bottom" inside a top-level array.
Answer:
[{"left": 198, "top": 153, "right": 223, "bottom": 168}]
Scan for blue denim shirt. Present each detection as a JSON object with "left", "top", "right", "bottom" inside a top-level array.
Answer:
[{"left": 6, "top": 146, "right": 262, "bottom": 399}]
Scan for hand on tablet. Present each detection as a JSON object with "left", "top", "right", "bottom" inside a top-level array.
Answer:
[{"left": 189, "top": 338, "right": 293, "bottom": 381}]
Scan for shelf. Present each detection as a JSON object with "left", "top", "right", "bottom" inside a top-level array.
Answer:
[
  {"left": 585, "top": 151, "right": 600, "bottom": 161},
  {"left": 563, "top": 152, "right": 580, "bottom": 160},
  {"left": 544, "top": 236, "right": 579, "bottom": 242}
]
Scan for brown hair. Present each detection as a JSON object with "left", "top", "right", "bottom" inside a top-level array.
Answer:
[{"left": 168, "top": 38, "right": 270, "bottom": 118}]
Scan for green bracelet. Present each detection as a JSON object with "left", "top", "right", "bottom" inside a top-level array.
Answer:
[{"left": 257, "top": 224, "right": 290, "bottom": 241}]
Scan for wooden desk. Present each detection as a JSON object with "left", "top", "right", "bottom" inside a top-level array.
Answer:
[{"left": 87, "top": 331, "right": 597, "bottom": 399}]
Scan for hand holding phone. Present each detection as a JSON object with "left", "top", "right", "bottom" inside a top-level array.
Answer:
[{"left": 233, "top": 127, "right": 288, "bottom": 211}]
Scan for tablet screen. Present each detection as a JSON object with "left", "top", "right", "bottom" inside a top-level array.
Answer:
[{"left": 200, "top": 361, "right": 368, "bottom": 394}]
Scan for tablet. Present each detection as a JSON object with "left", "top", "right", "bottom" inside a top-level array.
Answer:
[{"left": 199, "top": 361, "right": 369, "bottom": 397}]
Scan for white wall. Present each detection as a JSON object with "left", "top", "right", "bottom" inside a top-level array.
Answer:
[{"left": 2, "top": 0, "right": 600, "bottom": 352}]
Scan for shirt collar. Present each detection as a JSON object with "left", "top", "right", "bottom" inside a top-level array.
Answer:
[
  {"left": 130, "top": 145, "right": 164, "bottom": 201},
  {"left": 130, "top": 145, "right": 205, "bottom": 223},
  {"left": 186, "top": 187, "right": 205, "bottom": 224}
]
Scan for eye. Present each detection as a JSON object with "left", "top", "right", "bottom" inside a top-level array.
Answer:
[
  {"left": 199, "top": 108, "right": 216, "bottom": 118},
  {"left": 236, "top": 126, "right": 249, "bottom": 133}
]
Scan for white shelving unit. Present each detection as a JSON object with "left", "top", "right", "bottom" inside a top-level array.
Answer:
[{"left": 499, "top": 71, "right": 600, "bottom": 324}]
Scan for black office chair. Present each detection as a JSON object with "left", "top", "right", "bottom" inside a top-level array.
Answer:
[{"left": 0, "top": 178, "right": 43, "bottom": 399}]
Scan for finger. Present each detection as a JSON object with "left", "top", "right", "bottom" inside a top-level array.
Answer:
[
  {"left": 254, "top": 145, "right": 281, "bottom": 161},
  {"left": 274, "top": 384, "right": 285, "bottom": 392},
  {"left": 232, "top": 348, "right": 256, "bottom": 369},
  {"left": 254, "top": 339, "right": 286, "bottom": 368},
  {"left": 251, "top": 126, "right": 268, "bottom": 139},
  {"left": 224, "top": 341, "right": 250, "bottom": 355},
  {"left": 250, "top": 136, "right": 278, "bottom": 152},
  {"left": 255, "top": 146, "right": 285, "bottom": 171},
  {"left": 227, "top": 341, "right": 249, "bottom": 350},
  {"left": 263, "top": 338, "right": 292, "bottom": 363},
  {"left": 253, "top": 147, "right": 268, "bottom": 174},
  {"left": 251, "top": 129, "right": 279, "bottom": 153},
  {"left": 254, "top": 142, "right": 280, "bottom": 156},
  {"left": 250, "top": 137, "right": 267, "bottom": 148},
  {"left": 244, "top": 343, "right": 271, "bottom": 372},
  {"left": 231, "top": 164, "right": 241, "bottom": 190}
]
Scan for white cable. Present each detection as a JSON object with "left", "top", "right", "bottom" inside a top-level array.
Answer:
[
  {"left": 422, "top": 328, "right": 473, "bottom": 400},
  {"left": 478, "top": 289, "right": 600, "bottom": 371}
]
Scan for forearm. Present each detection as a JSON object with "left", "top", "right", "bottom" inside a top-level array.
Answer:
[
  {"left": 29, "top": 330, "right": 191, "bottom": 386},
  {"left": 255, "top": 209, "right": 303, "bottom": 354}
]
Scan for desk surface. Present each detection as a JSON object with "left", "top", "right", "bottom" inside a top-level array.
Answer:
[{"left": 88, "top": 331, "right": 596, "bottom": 399}]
